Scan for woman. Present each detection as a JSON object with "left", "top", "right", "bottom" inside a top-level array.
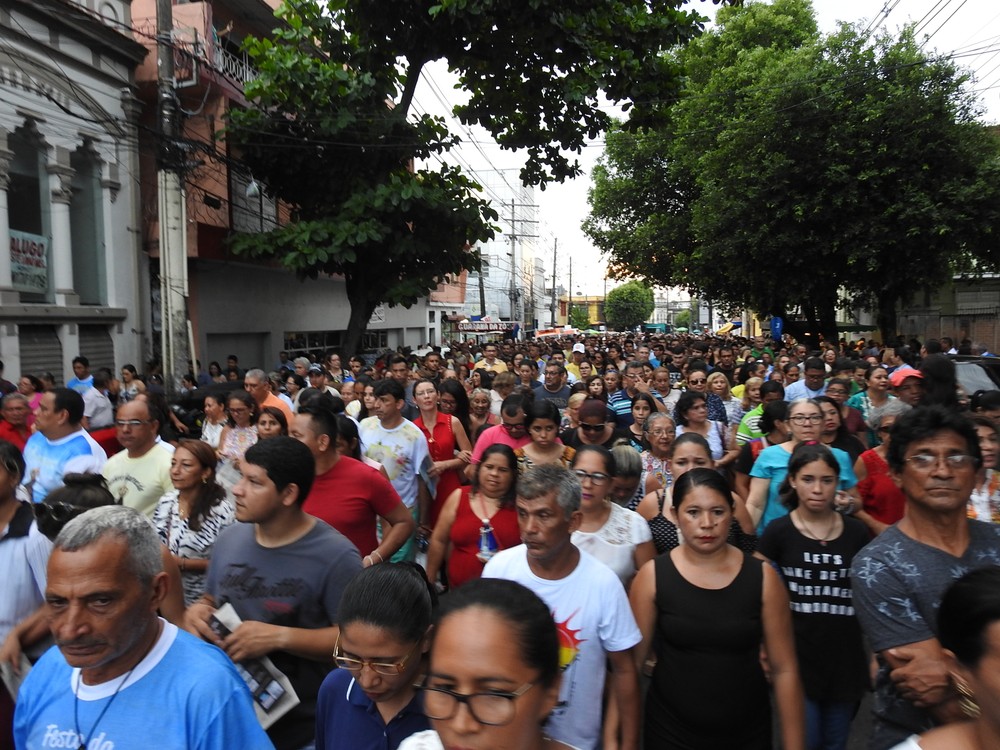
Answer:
[
  {"left": 256, "top": 406, "right": 288, "bottom": 439},
  {"left": 846, "top": 365, "right": 894, "bottom": 446},
  {"left": 851, "top": 400, "right": 911, "bottom": 536},
  {"left": 603, "top": 368, "right": 621, "bottom": 396},
  {"left": 199, "top": 393, "right": 228, "bottom": 449},
  {"left": 592, "top": 350, "right": 607, "bottom": 374},
  {"left": 971, "top": 389, "right": 1000, "bottom": 427},
  {"left": 758, "top": 443, "right": 870, "bottom": 750},
  {"left": 707, "top": 371, "right": 744, "bottom": 427},
  {"left": 611, "top": 444, "right": 649, "bottom": 509},
  {"left": 625, "top": 393, "right": 658, "bottom": 452},
  {"left": 401, "top": 578, "right": 573, "bottom": 750},
  {"left": 316, "top": 564, "right": 434, "bottom": 750},
  {"left": 638, "top": 411, "right": 674, "bottom": 494},
  {"left": 515, "top": 400, "right": 575, "bottom": 472},
  {"left": 467, "top": 368, "right": 485, "bottom": 395},
  {"left": 748, "top": 398, "right": 857, "bottom": 535},
  {"left": 578, "top": 360, "right": 593, "bottom": 381},
  {"left": 334, "top": 414, "right": 389, "bottom": 478},
  {"left": 414, "top": 378, "right": 473, "bottom": 528},
  {"left": 968, "top": 415, "right": 1000, "bottom": 524},
  {"left": 119, "top": 364, "right": 146, "bottom": 404},
  {"left": 586, "top": 374, "right": 609, "bottom": 402},
  {"left": 348, "top": 380, "right": 377, "bottom": 421},
  {"left": 152, "top": 440, "right": 236, "bottom": 606},
  {"left": 325, "top": 352, "right": 345, "bottom": 384},
  {"left": 733, "top": 400, "right": 789, "bottom": 502},
  {"left": 216, "top": 390, "right": 258, "bottom": 470},
  {"left": 740, "top": 376, "right": 764, "bottom": 416},
  {"left": 823, "top": 377, "right": 867, "bottom": 445},
  {"left": 893, "top": 568, "right": 1000, "bottom": 750},
  {"left": 425, "top": 444, "right": 520, "bottom": 590},
  {"left": 285, "top": 373, "right": 307, "bottom": 412},
  {"left": 608, "top": 343, "right": 627, "bottom": 372},
  {"left": 208, "top": 361, "right": 226, "bottom": 383},
  {"left": 559, "top": 398, "right": 625, "bottom": 451},
  {"left": 490, "top": 372, "right": 517, "bottom": 417},
  {"left": 570, "top": 446, "right": 655, "bottom": 587},
  {"left": 635, "top": 433, "right": 757, "bottom": 555},
  {"left": 561, "top": 392, "right": 587, "bottom": 432},
  {"left": 674, "top": 391, "right": 738, "bottom": 470},
  {"left": 630, "top": 469, "right": 805, "bottom": 750},
  {"left": 783, "top": 362, "right": 801, "bottom": 384},
  {"left": 468, "top": 387, "right": 497, "bottom": 437},
  {"left": 816, "top": 396, "right": 864, "bottom": 464}
]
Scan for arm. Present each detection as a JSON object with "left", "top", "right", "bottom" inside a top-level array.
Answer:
[
  {"left": 733, "top": 469, "right": 751, "bottom": 501},
  {"left": 730, "top": 492, "right": 756, "bottom": 536},
  {"left": 632, "top": 541, "right": 656, "bottom": 583},
  {"left": 0, "top": 606, "right": 48, "bottom": 673},
  {"left": 425, "top": 489, "right": 462, "bottom": 584},
  {"left": 747, "top": 476, "right": 770, "bottom": 527},
  {"left": 882, "top": 639, "right": 962, "bottom": 720},
  {"left": 608, "top": 648, "right": 641, "bottom": 750},
  {"left": 644, "top": 473, "right": 662, "bottom": 497},
  {"left": 628, "top": 559, "right": 657, "bottom": 670},
  {"left": 715, "top": 423, "right": 739, "bottom": 469},
  {"left": 416, "top": 477, "right": 431, "bottom": 536},
  {"left": 159, "top": 545, "right": 187, "bottom": 626},
  {"left": 761, "top": 563, "right": 806, "bottom": 750},
  {"left": 452, "top": 416, "right": 473, "bottom": 459},
  {"left": 373, "top": 501, "right": 416, "bottom": 565}
]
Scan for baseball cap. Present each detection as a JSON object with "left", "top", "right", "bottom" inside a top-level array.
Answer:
[
  {"left": 889, "top": 368, "right": 923, "bottom": 388},
  {"left": 572, "top": 343, "right": 585, "bottom": 353}
]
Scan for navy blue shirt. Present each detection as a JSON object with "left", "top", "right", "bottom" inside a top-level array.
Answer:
[{"left": 315, "top": 668, "right": 428, "bottom": 750}]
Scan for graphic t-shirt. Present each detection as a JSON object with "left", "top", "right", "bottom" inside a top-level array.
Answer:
[
  {"left": 483, "top": 546, "right": 641, "bottom": 750},
  {"left": 102, "top": 444, "right": 174, "bottom": 516},
  {"left": 359, "top": 418, "right": 430, "bottom": 510},
  {"left": 22, "top": 429, "right": 107, "bottom": 502}
]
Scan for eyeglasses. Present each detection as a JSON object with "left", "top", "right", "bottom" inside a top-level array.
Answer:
[
  {"left": 333, "top": 635, "right": 421, "bottom": 675},
  {"left": 688, "top": 379, "right": 706, "bottom": 385},
  {"left": 114, "top": 419, "right": 152, "bottom": 428},
  {"left": 649, "top": 429, "right": 673, "bottom": 437},
  {"left": 420, "top": 680, "right": 536, "bottom": 726},
  {"left": 579, "top": 422, "right": 605, "bottom": 433},
  {"left": 501, "top": 422, "right": 526, "bottom": 433},
  {"left": 573, "top": 469, "right": 610, "bottom": 485},
  {"left": 789, "top": 415, "right": 823, "bottom": 424},
  {"left": 33, "top": 501, "right": 86, "bottom": 523},
  {"left": 904, "top": 453, "right": 978, "bottom": 471}
]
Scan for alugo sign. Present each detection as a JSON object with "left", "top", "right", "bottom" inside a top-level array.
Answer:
[{"left": 9, "top": 230, "right": 48, "bottom": 293}]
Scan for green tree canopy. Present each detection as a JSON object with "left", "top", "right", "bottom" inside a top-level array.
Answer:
[
  {"left": 605, "top": 280, "right": 655, "bottom": 330},
  {"left": 226, "top": 0, "right": 726, "bottom": 354},
  {"left": 585, "top": 0, "right": 1000, "bottom": 343},
  {"left": 569, "top": 305, "right": 591, "bottom": 330}
]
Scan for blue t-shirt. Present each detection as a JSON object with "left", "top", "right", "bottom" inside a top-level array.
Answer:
[
  {"left": 316, "top": 668, "right": 428, "bottom": 750},
  {"left": 22, "top": 430, "right": 107, "bottom": 502},
  {"left": 749, "top": 443, "right": 856, "bottom": 534},
  {"left": 66, "top": 375, "right": 94, "bottom": 395},
  {"left": 14, "top": 622, "right": 273, "bottom": 750}
]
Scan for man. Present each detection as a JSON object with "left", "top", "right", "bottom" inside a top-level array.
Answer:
[
  {"left": 548, "top": 350, "right": 578, "bottom": 384},
  {"left": 422, "top": 350, "right": 443, "bottom": 382},
  {"left": 566, "top": 343, "right": 586, "bottom": 379},
  {"left": 102, "top": 400, "right": 173, "bottom": 515},
  {"left": 466, "top": 392, "right": 533, "bottom": 480},
  {"left": 736, "top": 380, "right": 786, "bottom": 444},
  {"left": 81, "top": 369, "right": 114, "bottom": 430},
  {"left": 484, "top": 466, "right": 641, "bottom": 750},
  {"left": 666, "top": 345, "right": 686, "bottom": 385},
  {"left": 714, "top": 346, "right": 737, "bottom": 385},
  {"left": 537, "top": 361, "right": 573, "bottom": 412},
  {"left": 306, "top": 365, "right": 337, "bottom": 396},
  {"left": 275, "top": 350, "right": 292, "bottom": 372},
  {"left": 359, "top": 379, "right": 430, "bottom": 561},
  {"left": 387, "top": 355, "right": 419, "bottom": 419},
  {"left": 851, "top": 407, "right": 1000, "bottom": 750},
  {"left": 940, "top": 336, "right": 958, "bottom": 355},
  {"left": 293, "top": 396, "right": 413, "bottom": 561},
  {"left": 226, "top": 354, "right": 242, "bottom": 378},
  {"left": 22, "top": 388, "right": 106, "bottom": 502},
  {"left": 750, "top": 336, "right": 773, "bottom": 360},
  {"left": 783, "top": 356, "right": 828, "bottom": 401},
  {"left": 244, "top": 368, "right": 294, "bottom": 424},
  {"left": 890, "top": 368, "right": 924, "bottom": 407},
  {"left": 0, "top": 392, "right": 31, "bottom": 451},
  {"left": 650, "top": 342, "right": 664, "bottom": 368},
  {"left": 608, "top": 361, "right": 652, "bottom": 428},
  {"left": 15, "top": 505, "right": 271, "bottom": 749},
  {"left": 472, "top": 342, "right": 507, "bottom": 374},
  {"left": 188, "top": 438, "right": 361, "bottom": 750},
  {"left": 65, "top": 355, "right": 93, "bottom": 394}
]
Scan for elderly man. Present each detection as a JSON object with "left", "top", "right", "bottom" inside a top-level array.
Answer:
[
  {"left": 244, "top": 368, "right": 294, "bottom": 424},
  {"left": 0, "top": 392, "right": 31, "bottom": 451},
  {"left": 851, "top": 406, "right": 1000, "bottom": 750},
  {"left": 101, "top": 400, "right": 173, "bottom": 515},
  {"left": 484, "top": 465, "right": 641, "bottom": 750},
  {"left": 22, "top": 388, "right": 106, "bottom": 502},
  {"left": 13, "top": 505, "right": 271, "bottom": 749}
]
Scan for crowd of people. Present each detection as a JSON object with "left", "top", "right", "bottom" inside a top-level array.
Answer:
[{"left": 2, "top": 330, "right": 1000, "bottom": 750}]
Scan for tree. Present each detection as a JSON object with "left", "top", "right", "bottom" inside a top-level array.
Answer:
[
  {"left": 227, "top": 0, "right": 727, "bottom": 355},
  {"left": 674, "top": 308, "right": 691, "bottom": 330},
  {"left": 569, "top": 305, "right": 591, "bottom": 331},
  {"left": 604, "top": 280, "right": 655, "bottom": 330},
  {"left": 585, "top": 0, "right": 1000, "bottom": 343}
]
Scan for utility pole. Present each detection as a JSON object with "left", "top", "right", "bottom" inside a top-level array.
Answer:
[
  {"left": 506, "top": 198, "right": 539, "bottom": 332},
  {"left": 550, "top": 238, "right": 557, "bottom": 327},
  {"left": 478, "top": 248, "right": 486, "bottom": 317},
  {"left": 156, "top": 0, "right": 191, "bottom": 396},
  {"left": 568, "top": 261, "right": 572, "bottom": 328}
]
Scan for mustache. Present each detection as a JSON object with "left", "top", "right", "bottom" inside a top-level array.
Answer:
[{"left": 56, "top": 638, "right": 107, "bottom": 649}]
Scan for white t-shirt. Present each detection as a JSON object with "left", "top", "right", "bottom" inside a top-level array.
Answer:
[
  {"left": 571, "top": 503, "right": 652, "bottom": 585},
  {"left": 483, "top": 546, "right": 641, "bottom": 750},
  {"left": 359, "top": 417, "right": 430, "bottom": 509}
]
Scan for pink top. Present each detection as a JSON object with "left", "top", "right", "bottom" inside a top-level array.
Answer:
[{"left": 470, "top": 423, "right": 531, "bottom": 464}]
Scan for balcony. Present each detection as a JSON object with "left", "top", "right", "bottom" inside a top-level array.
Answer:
[{"left": 211, "top": 42, "right": 258, "bottom": 88}]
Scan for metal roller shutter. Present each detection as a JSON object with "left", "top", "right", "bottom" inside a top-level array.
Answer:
[
  {"left": 78, "top": 325, "right": 116, "bottom": 374},
  {"left": 19, "top": 325, "right": 64, "bottom": 384}
]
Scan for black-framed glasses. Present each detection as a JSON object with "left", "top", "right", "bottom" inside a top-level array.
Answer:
[
  {"left": 333, "top": 635, "right": 421, "bottom": 675},
  {"left": 789, "top": 415, "right": 823, "bottom": 424},
  {"left": 419, "top": 680, "right": 536, "bottom": 726},
  {"left": 33, "top": 501, "right": 87, "bottom": 524},
  {"left": 579, "top": 422, "right": 605, "bottom": 433},
  {"left": 904, "top": 453, "right": 978, "bottom": 471},
  {"left": 573, "top": 469, "right": 610, "bottom": 485},
  {"left": 114, "top": 419, "right": 152, "bottom": 428}
]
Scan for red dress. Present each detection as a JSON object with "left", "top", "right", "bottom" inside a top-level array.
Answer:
[
  {"left": 857, "top": 449, "right": 906, "bottom": 526},
  {"left": 448, "top": 487, "right": 521, "bottom": 589},
  {"left": 415, "top": 414, "right": 464, "bottom": 527}
]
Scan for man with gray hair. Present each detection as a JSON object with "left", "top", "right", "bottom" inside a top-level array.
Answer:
[
  {"left": 245, "top": 367, "right": 294, "bottom": 424},
  {"left": 0, "top": 392, "right": 30, "bottom": 451},
  {"left": 483, "top": 465, "right": 642, "bottom": 750},
  {"left": 13, "top": 505, "right": 272, "bottom": 749}
]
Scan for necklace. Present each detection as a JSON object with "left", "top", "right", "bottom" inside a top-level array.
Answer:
[
  {"left": 794, "top": 510, "right": 838, "bottom": 546},
  {"left": 73, "top": 663, "right": 138, "bottom": 750}
]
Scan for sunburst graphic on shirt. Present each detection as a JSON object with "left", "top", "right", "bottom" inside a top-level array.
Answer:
[{"left": 554, "top": 611, "right": 585, "bottom": 671}]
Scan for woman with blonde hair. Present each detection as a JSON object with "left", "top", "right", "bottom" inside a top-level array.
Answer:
[{"left": 707, "top": 371, "right": 743, "bottom": 427}]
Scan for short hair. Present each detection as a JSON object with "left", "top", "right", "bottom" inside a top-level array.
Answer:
[
  {"left": 760, "top": 380, "right": 786, "bottom": 399},
  {"left": 493, "top": 371, "right": 517, "bottom": 389},
  {"left": 50, "top": 388, "right": 85, "bottom": 425},
  {"left": 72, "top": 356, "right": 89, "bottom": 368},
  {"left": 500, "top": 391, "right": 532, "bottom": 418},
  {"left": 803, "top": 357, "right": 826, "bottom": 372},
  {"left": 93, "top": 369, "right": 111, "bottom": 389},
  {"left": 373, "top": 378, "right": 405, "bottom": 402},
  {"left": 673, "top": 390, "right": 707, "bottom": 427},
  {"left": 972, "top": 390, "right": 1000, "bottom": 413},
  {"left": 338, "top": 563, "right": 436, "bottom": 643},
  {"left": 518, "top": 464, "right": 581, "bottom": 518},
  {"left": 866, "top": 399, "right": 911, "bottom": 432},
  {"left": 671, "top": 467, "right": 733, "bottom": 511},
  {"left": 886, "top": 405, "right": 981, "bottom": 473},
  {"left": 571, "top": 444, "right": 615, "bottom": 476},
  {"left": 924, "top": 339, "right": 943, "bottom": 355},
  {"left": 938, "top": 567, "right": 1000, "bottom": 669},
  {"left": 759, "top": 399, "right": 789, "bottom": 433},
  {"left": 55, "top": 505, "right": 163, "bottom": 587},
  {"left": 645, "top": 411, "right": 675, "bottom": 434},
  {"left": 293, "top": 357, "right": 311, "bottom": 370},
  {"left": 472, "top": 445, "right": 517, "bottom": 507},
  {"left": 244, "top": 368, "right": 266, "bottom": 383},
  {"left": 298, "top": 394, "right": 341, "bottom": 440},
  {"left": 0, "top": 440, "right": 24, "bottom": 481},
  {"left": 2, "top": 392, "right": 28, "bottom": 408},
  {"left": 242, "top": 436, "right": 316, "bottom": 504}
]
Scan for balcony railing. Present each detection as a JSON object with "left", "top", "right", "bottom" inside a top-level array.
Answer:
[{"left": 212, "top": 43, "right": 258, "bottom": 87}]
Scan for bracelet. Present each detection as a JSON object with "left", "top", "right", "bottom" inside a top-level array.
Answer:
[
  {"left": 363, "top": 555, "right": 373, "bottom": 566},
  {"left": 371, "top": 550, "right": 384, "bottom": 564},
  {"left": 178, "top": 558, "right": 186, "bottom": 572}
]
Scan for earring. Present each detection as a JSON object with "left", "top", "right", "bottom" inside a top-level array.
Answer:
[{"left": 956, "top": 680, "right": 980, "bottom": 719}]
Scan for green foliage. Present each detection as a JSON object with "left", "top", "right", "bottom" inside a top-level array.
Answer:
[
  {"left": 604, "top": 280, "right": 655, "bottom": 330},
  {"left": 569, "top": 305, "right": 590, "bottom": 330},
  {"left": 585, "top": 0, "right": 1000, "bottom": 341},
  {"left": 674, "top": 308, "right": 691, "bottom": 330}
]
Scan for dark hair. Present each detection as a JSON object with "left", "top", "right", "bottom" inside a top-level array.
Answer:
[
  {"left": 886, "top": 405, "right": 982, "bottom": 473},
  {"left": 173, "top": 440, "right": 228, "bottom": 531},
  {"left": 570, "top": 444, "right": 615, "bottom": 476},
  {"left": 36, "top": 473, "right": 116, "bottom": 541},
  {"left": 525, "top": 398, "right": 561, "bottom": 431},
  {"left": 759, "top": 399, "right": 789, "bottom": 434},
  {"left": 631, "top": 392, "right": 658, "bottom": 419},
  {"left": 298, "top": 393, "right": 341, "bottom": 442},
  {"left": 48, "top": 388, "right": 85, "bottom": 425},
  {"left": 334, "top": 415, "right": 363, "bottom": 459},
  {"left": 673, "top": 390, "right": 707, "bottom": 427},
  {"left": 971, "top": 390, "right": 1000, "bottom": 413},
  {"left": 826, "top": 377, "right": 853, "bottom": 394},
  {"left": 434, "top": 578, "right": 560, "bottom": 688},
  {"left": 472, "top": 444, "right": 518, "bottom": 508},
  {"left": 500, "top": 390, "right": 534, "bottom": 418},
  {"left": 286, "top": 373, "right": 307, "bottom": 391},
  {"left": 669, "top": 431, "right": 711, "bottom": 459},
  {"left": 338, "top": 562, "right": 437, "bottom": 643},
  {"left": 671, "top": 467, "right": 733, "bottom": 510},
  {"left": 585, "top": 375, "right": 608, "bottom": 402},
  {"left": 20, "top": 374, "right": 43, "bottom": 392},
  {"left": 760, "top": 380, "right": 786, "bottom": 399},
  {"left": 938, "top": 567, "right": 1000, "bottom": 668},
  {"left": 226, "top": 390, "right": 258, "bottom": 424},
  {"left": 121, "top": 364, "right": 139, "bottom": 377},
  {"left": 783, "top": 361, "right": 801, "bottom": 375},
  {"left": 778, "top": 442, "right": 840, "bottom": 510},
  {"left": 436, "top": 379, "right": 471, "bottom": 437},
  {"left": 242, "top": 436, "right": 315, "bottom": 504},
  {"left": 257, "top": 406, "right": 289, "bottom": 437},
  {"left": 815, "top": 396, "right": 850, "bottom": 441},
  {"left": 72, "top": 356, "right": 89, "bottom": 368},
  {"left": 0, "top": 440, "right": 25, "bottom": 483},
  {"left": 203, "top": 393, "right": 225, "bottom": 411},
  {"left": 918, "top": 354, "right": 960, "bottom": 409},
  {"left": 373, "top": 378, "right": 405, "bottom": 403}
]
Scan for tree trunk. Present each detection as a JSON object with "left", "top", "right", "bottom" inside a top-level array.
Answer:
[
  {"left": 876, "top": 295, "right": 898, "bottom": 346},
  {"left": 342, "top": 276, "right": 378, "bottom": 358},
  {"left": 816, "top": 296, "right": 839, "bottom": 346}
]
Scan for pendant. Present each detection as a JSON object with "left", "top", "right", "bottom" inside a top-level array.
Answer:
[{"left": 819, "top": 540, "right": 827, "bottom": 546}]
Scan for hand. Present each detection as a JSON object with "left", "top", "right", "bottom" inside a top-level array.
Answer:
[
  {"left": 456, "top": 450, "right": 472, "bottom": 464},
  {"left": 888, "top": 646, "right": 953, "bottom": 707},
  {"left": 428, "top": 461, "right": 447, "bottom": 478},
  {"left": 223, "top": 621, "right": 283, "bottom": 662},
  {"left": 185, "top": 601, "right": 221, "bottom": 644},
  {"left": 0, "top": 630, "right": 23, "bottom": 673},
  {"left": 633, "top": 379, "right": 652, "bottom": 394}
]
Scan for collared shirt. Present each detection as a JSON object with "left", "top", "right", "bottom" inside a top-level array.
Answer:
[
  {"left": 1, "top": 501, "right": 52, "bottom": 644},
  {"left": 316, "top": 668, "right": 428, "bottom": 750}
]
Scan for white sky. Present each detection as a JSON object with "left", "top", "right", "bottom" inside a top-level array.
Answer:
[{"left": 414, "top": 0, "right": 1000, "bottom": 296}]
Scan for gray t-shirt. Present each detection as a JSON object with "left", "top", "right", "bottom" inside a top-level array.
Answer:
[
  {"left": 851, "top": 521, "right": 1000, "bottom": 750},
  {"left": 206, "top": 519, "right": 362, "bottom": 750}
]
